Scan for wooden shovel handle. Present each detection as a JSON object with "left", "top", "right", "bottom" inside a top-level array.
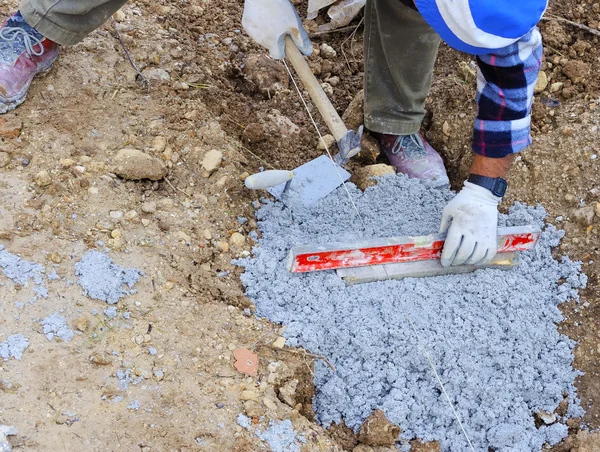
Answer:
[{"left": 284, "top": 35, "right": 348, "bottom": 142}]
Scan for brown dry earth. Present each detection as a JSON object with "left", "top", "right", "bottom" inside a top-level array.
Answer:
[{"left": 0, "top": 0, "right": 598, "bottom": 451}]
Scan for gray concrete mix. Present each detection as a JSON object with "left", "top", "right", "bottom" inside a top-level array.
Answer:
[{"left": 238, "top": 175, "right": 587, "bottom": 451}]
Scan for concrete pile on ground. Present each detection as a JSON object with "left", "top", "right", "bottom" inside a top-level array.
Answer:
[{"left": 239, "top": 175, "right": 587, "bottom": 451}]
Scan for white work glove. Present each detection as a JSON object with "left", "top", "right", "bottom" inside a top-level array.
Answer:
[
  {"left": 242, "top": 0, "right": 312, "bottom": 60},
  {"left": 439, "top": 181, "right": 501, "bottom": 267}
]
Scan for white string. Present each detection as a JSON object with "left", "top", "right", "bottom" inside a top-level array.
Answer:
[{"left": 282, "top": 58, "right": 476, "bottom": 451}]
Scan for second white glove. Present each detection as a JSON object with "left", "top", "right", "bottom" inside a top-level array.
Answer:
[
  {"left": 242, "top": 0, "right": 313, "bottom": 60},
  {"left": 439, "top": 181, "right": 501, "bottom": 267}
]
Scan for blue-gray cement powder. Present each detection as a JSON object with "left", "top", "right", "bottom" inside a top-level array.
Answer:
[
  {"left": 238, "top": 175, "right": 586, "bottom": 451},
  {"left": 0, "top": 335, "right": 29, "bottom": 360},
  {"left": 75, "top": 251, "right": 142, "bottom": 304},
  {"left": 41, "top": 313, "right": 74, "bottom": 342},
  {"left": 255, "top": 419, "right": 306, "bottom": 452},
  {"left": 0, "top": 245, "right": 47, "bottom": 297}
]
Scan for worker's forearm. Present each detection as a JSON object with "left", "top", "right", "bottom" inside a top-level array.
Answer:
[{"left": 469, "top": 154, "right": 515, "bottom": 179}]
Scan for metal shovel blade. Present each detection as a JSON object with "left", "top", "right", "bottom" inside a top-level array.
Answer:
[{"left": 267, "top": 155, "right": 350, "bottom": 205}]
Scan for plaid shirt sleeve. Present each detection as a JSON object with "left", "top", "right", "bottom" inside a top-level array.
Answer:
[{"left": 472, "top": 28, "right": 543, "bottom": 158}]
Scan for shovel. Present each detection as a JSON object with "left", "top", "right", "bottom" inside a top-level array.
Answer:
[{"left": 244, "top": 36, "right": 363, "bottom": 205}]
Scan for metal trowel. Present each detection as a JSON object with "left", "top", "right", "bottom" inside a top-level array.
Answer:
[{"left": 244, "top": 159, "right": 350, "bottom": 205}]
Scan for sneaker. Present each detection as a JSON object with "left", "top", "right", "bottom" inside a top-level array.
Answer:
[
  {"left": 375, "top": 132, "right": 450, "bottom": 188},
  {"left": 0, "top": 11, "right": 59, "bottom": 114}
]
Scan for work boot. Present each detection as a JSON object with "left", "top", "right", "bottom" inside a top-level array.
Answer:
[
  {"left": 375, "top": 133, "right": 450, "bottom": 188},
  {"left": 0, "top": 11, "right": 59, "bottom": 114}
]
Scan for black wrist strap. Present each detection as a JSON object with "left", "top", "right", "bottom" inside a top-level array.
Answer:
[{"left": 467, "top": 174, "right": 508, "bottom": 197}]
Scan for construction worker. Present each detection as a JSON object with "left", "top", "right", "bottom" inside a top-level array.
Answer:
[
  {"left": 0, "top": 0, "right": 546, "bottom": 268},
  {"left": 243, "top": 0, "right": 546, "bottom": 268}
]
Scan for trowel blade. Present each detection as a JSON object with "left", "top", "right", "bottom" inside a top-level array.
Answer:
[{"left": 267, "top": 155, "right": 350, "bottom": 205}]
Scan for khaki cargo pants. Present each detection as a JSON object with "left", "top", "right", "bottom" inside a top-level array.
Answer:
[
  {"left": 364, "top": 0, "right": 441, "bottom": 135},
  {"left": 20, "top": 0, "right": 128, "bottom": 46}
]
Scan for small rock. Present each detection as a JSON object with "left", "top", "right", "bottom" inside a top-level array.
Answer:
[
  {"left": 571, "top": 206, "right": 595, "bottom": 226},
  {"left": 442, "top": 121, "right": 451, "bottom": 136},
  {"left": 173, "top": 81, "right": 189, "bottom": 91},
  {"left": 317, "top": 134, "right": 336, "bottom": 150},
  {"left": 72, "top": 165, "right": 86, "bottom": 175},
  {"left": 73, "top": 317, "right": 89, "bottom": 332},
  {"left": 113, "top": 148, "right": 167, "bottom": 181},
  {"left": 217, "top": 241, "right": 229, "bottom": 252},
  {"left": 537, "top": 410, "right": 557, "bottom": 425},
  {"left": 278, "top": 379, "right": 299, "bottom": 407},
  {"left": 34, "top": 170, "right": 52, "bottom": 187},
  {"left": 534, "top": 71, "right": 548, "bottom": 93},
  {"left": 230, "top": 232, "right": 246, "bottom": 247},
  {"left": 263, "top": 397, "right": 278, "bottom": 410},
  {"left": 203, "top": 229, "right": 213, "bottom": 240},
  {"left": 125, "top": 210, "right": 137, "bottom": 220},
  {"left": 0, "top": 117, "right": 22, "bottom": 138},
  {"left": 50, "top": 253, "right": 62, "bottom": 264},
  {"left": 562, "top": 60, "right": 590, "bottom": 84},
  {"left": 272, "top": 337, "right": 286, "bottom": 349},
  {"left": 358, "top": 410, "right": 401, "bottom": 447},
  {"left": 321, "top": 82, "right": 334, "bottom": 96},
  {"left": 240, "top": 390, "right": 259, "bottom": 402},
  {"left": 201, "top": 150, "right": 223, "bottom": 175},
  {"left": 141, "top": 201, "right": 157, "bottom": 214},
  {"left": 320, "top": 43, "right": 337, "bottom": 59},
  {"left": 550, "top": 81, "right": 564, "bottom": 93},
  {"left": 0, "top": 152, "right": 10, "bottom": 168},
  {"left": 243, "top": 400, "right": 263, "bottom": 417},
  {"left": 111, "top": 229, "right": 122, "bottom": 239},
  {"left": 410, "top": 440, "right": 441, "bottom": 452},
  {"left": 109, "top": 210, "right": 124, "bottom": 220},
  {"left": 244, "top": 53, "right": 289, "bottom": 97},
  {"left": 141, "top": 219, "right": 151, "bottom": 227},
  {"left": 142, "top": 67, "right": 170, "bottom": 81},
  {"left": 342, "top": 89, "right": 365, "bottom": 131},
  {"left": 90, "top": 352, "right": 113, "bottom": 366},
  {"left": 595, "top": 202, "right": 600, "bottom": 218},
  {"left": 152, "top": 136, "right": 167, "bottom": 153},
  {"left": 242, "top": 123, "right": 266, "bottom": 144},
  {"left": 352, "top": 164, "right": 396, "bottom": 190}
]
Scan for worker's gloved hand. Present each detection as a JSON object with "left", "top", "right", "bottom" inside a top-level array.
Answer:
[
  {"left": 439, "top": 181, "right": 500, "bottom": 267},
  {"left": 242, "top": 0, "right": 312, "bottom": 60}
]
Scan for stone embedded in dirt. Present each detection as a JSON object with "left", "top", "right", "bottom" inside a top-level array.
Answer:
[
  {"left": 73, "top": 316, "right": 90, "bottom": 332},
  {"left": 233, "top": 348, "right": 258, "bottom": 376},
  {"left": 278, "top": 379, "right": 299, "bottom": 407},
  {"left": 142, "top": 67, "right": 170, "bottom": 81},
  {"left": 534, "top": 71, "right": 548, "bottom": 93},
  {"left": 112, "top": 148, "right": 167, "bottom": 181},
  {"left": 90, "top": 352, "right": 113, "bottom": 366},
  {"left": 574, "top": 430, "right": 600, "bottom": 452},
  {"left": 542, "top": 21, "right": 570, "bottom": 48},
  {"left": 571, "top": 206, "right": 595, "bottom": 226},
  {"left": 0, "top": 152, "right": 10, "bottom": 168},
  {"left": 550, "top": 81, "right": 564, "bottom": 93},
  {"left": 357, "top": 410, "right": 401, "bottom": 447},
  {"left": 265, "top": 110, "right": 300, "bottom": 138},
  {"left": 244, "top": 53, "right": 289, "bottom": 98},
  {"left": 242, "top": 123, "right": 266, "bottom": 144},
  {"left": 320, "top": 43, "right": 337, "bottom": 59},
  {"left": 152, "top": 136, "right": 167, "bottom": 153},
  {"left": 321, "top": 82, "right": 334, "bottom": 96},
  {"left": 240, "top": 390, "right": 260, "bottom": 402},
  {"left": 352, "top": 164, "right": 396, "bottom": 190},
  {"left": 410, "top": 440, "right": 441, "bottom": 452},
  {"left": 0, "top": 117, "right": 22, "bottom": 139},
  {"left": 272, "top": 337, "right": 286, "bottom": 349},
  {"left": 230, "top": 232, "right": 246, "bottom": 248},
  {"left": 342, "top": 89, "right": 365, "bottom": 131},
  {"left": 141, "top": 201, "right": 157, "bottom": 214},
  {"left": 317, "top": 134, "right": 336, "bottom": 151},
  {"left": 562, "top": 60, "right": 590, "bottom": 84},
  {"left": 34, "top": 170, "right": 52, "bottom": 187},
  {"left": 329, "top": 421, "right": 359, "bottom": 451},
  {"left": 201, "top": 149, "right": 223, "bottom": 175}
]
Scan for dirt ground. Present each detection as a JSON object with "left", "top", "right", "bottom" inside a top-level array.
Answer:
[{"left": 0, "top": 0, "right": 599, "bottom": 451}]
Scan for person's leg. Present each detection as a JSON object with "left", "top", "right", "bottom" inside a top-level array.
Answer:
[
  {"left": 0, "top": 0, "right": 127, "bottom": 113},
  {"left": 20, "top": 0, "right": 128, "bottom": 45},
  {"left": 364, "top": 0, "right": 440, "bottom": 135},
  {"left": 363, "top": 0, "right": 448, "bottom": 187}
]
